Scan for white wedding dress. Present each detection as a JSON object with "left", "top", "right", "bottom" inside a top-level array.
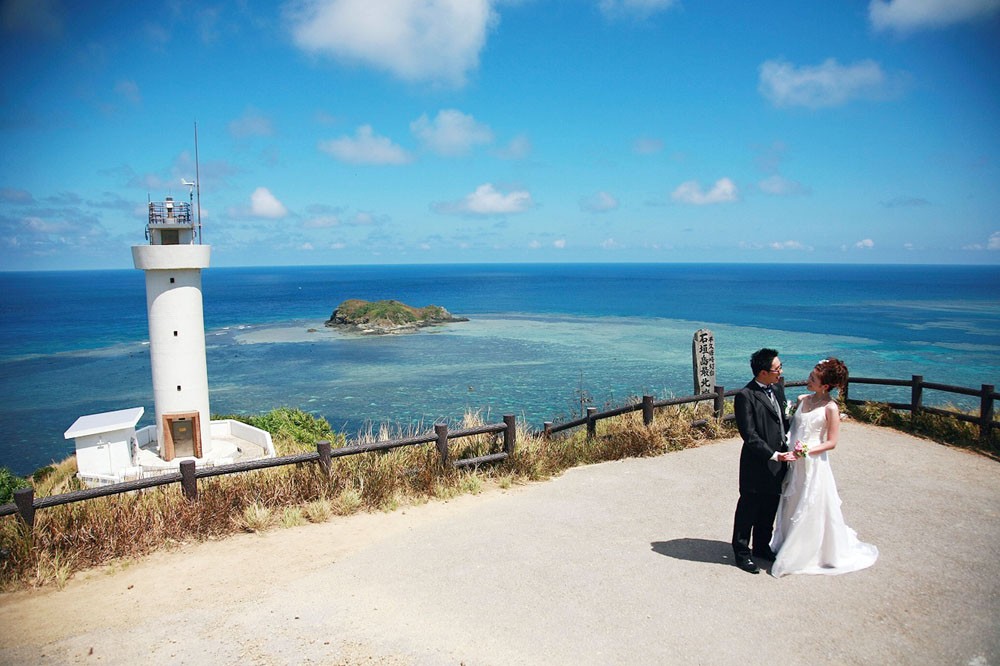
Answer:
[{"left": 770, "top": 402, "right": 878, "bottom": 577}]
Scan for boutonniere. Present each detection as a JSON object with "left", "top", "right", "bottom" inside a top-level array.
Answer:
[{"left": 784, "top": 400, "right": 795, "bottom": 418}]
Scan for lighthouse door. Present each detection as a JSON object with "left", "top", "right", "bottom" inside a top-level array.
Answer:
[
  {"left": 171, "top": 419, "right": 194, "bottom": 457},
  {"left": 162, "top": 412, "right": 203, "bottom": 461}
]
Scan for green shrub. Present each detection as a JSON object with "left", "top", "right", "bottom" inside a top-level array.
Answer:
[
  {"left": 0, "top": 468, "right": 29, "bottom": 505},
  {"left": 218, "top": 407, "right": 342, "bottom": 455}
]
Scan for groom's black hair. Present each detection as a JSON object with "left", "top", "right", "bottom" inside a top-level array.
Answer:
[{"left": 750, "top": 348, "right": 779, "bottom": 376}]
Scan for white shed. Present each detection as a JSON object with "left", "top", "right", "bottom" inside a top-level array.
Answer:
[{"left": 64, "top": 407, "right": 144, "bottom": 484}]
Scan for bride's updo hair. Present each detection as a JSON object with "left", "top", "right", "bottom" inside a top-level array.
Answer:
[{"left": 815, "top": 358, "right": 849, "bottom": 391}]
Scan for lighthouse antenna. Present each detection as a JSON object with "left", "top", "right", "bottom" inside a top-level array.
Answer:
[{"left": 194, "top": 121, "right": 202, "bottom": 244}]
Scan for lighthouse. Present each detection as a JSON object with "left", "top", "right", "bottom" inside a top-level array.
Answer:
[
  {"left": 63, "top": 133, "right": 275, "bottom": 487},
  {"left": 131, "top": 192, "right": 212, "bottom": 461}
]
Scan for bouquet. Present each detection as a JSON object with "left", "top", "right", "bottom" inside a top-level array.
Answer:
[{"left": 793, "top": 441, "right": 810, "bottom": 459}]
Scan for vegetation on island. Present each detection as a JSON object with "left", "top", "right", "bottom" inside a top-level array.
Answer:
[{"left": 325, "top": 299, "right": 468, "bottom": 334}]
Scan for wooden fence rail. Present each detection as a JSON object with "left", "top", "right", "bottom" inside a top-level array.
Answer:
[
  {"left": 845, "top": 375, "right": 997, "bottom": 440},
  {"left": 1, "top": 415, "right": 517, "bottom": 529},
  {"left": 2, "top": 373, "right": 995, "bottom": 530}
]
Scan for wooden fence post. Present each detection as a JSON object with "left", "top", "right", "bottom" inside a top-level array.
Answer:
[
  {"left": 503, "top": 415, "right": 516, "bottom": 455},
  {"left": 317, "top": 440, "right": 332, "bottom": 475},
  {"left": 435, "top": 423, "right": 449, "bottom": 466},
  {"left": 642, "top": 395, "right": 654, "bottom": 426},
  {"left": 543, "top": 422, "right": 552, "bottom": 439},
  {"left": 586, "top": 407, "right": 597, "bottom": 439},
  {"left": 14, "top": 487, "right": 34, "bottom": 529},
  {"left": 714, "top": 385, "right": 726, "bottom": 420},
  {"left": 180, "top": 460, "right": 197, "bottom": 501},
  {"left": 911, "top": 375, "right": 924, "bottom": 416},
  {"left": 981, "top": 384, "right": 995, "bottom": 442}
]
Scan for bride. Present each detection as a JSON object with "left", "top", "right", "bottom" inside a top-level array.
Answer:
[{"left": 770, "top": 358, "right": 878, "bottom": 577}]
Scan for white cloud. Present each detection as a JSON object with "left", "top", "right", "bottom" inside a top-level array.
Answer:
[
  {"left": 319, "top": 125, "right": 413, "bottom": 165},
  {"left": 528, "top": 240, "right": 541, "bottom": 249},
  {"left": 671, "top": 178, "right": 738, "bottom": 205},
  {"left": 303, "top": 215, "right": 339, "bottom": 228},
  {"left": 195, "top": 6, "right": 221, "bottom": 44},
  {"left": 769, "top": 240, "right": 808, "bottom": 250},
  {"left": 229, "top": 108, "right": 274, "bottom": 138},
  {"left": 433, "top": 183, "right": 533, "bottom": 215},
  {"left": 115, "top": 80, "right": 141, "bottom": 104},
  {"left": 351, "top": 212, "right": 376, "bottom": 225},
  {"left": 411, "top": 109, "right": 493, "bottom": 156},
  {"left": 1, "top": 188, "right": 34, "bottom": 204},
  {"left": 869, "top": 0, "right": 1000, "bottom": 32},
  {"left": 24, "top": 215, "right": 72, "bottom": 234},
  {"left": 300, "top": 242, "right": 315, "bottom": 251},
  {"left": 287, "top": 0, "right": 497, "bottom": 86},
  {"left": 250, "top": 187, "right": 288, "bottom": 218},
  {"left": 553, "top": 239, "right": 567, "bottom": 249},
  {"left": 759, "top": 58, "right": 890, "bottom": 109},
  {"left": 881, "top": 195, "right": 930, "bottom": 208},
  {"left": 496, "top": 134, "right": 532, "bottom": 160},
  {"left": 856, "top": 238, "right": 875, "bottom": 249},
  {"left": 599, "top": 0, "right": 679, "bottom": 19},
  {"left": 601, "top": 238, "right": 621, "bottom": 249},
  {"left": 633, "top": 137, "right": 664, "bottom": 154},
  {"left": 758, "top": 175, "right": 810, "bottom": 196},
  {"left": 987, "top": 231, "right": 1000, "bottom": 250},
  {"left": 580, "top": 191, "right": 620, "bottom": 213}
]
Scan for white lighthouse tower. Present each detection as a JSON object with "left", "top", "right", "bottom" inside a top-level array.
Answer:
[
  {"left": 131, "top": 191, "right": 213, "bottom": 461},
  {"left": 62, "top": 131, "right": 275, "bottom": 487}
]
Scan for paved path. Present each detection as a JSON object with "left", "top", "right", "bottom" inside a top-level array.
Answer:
[{"left": 1, "top": 421, "right": 998, "bottom": 665}]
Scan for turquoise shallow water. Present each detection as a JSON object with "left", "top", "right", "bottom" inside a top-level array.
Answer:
[{"left": 1, "top": 263, "right": 998, "bottom": 475}]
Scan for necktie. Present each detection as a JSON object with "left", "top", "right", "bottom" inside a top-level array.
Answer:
[
  {"left": 765, "top": 385, "right": 780, "bottom": 415},
  {"left": 765, "top": 386, "right": 787, "bottom": 444}
]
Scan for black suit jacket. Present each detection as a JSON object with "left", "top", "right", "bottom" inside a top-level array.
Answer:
[{"left": 734, "top": 380, "right": 789, "bottom": 494}]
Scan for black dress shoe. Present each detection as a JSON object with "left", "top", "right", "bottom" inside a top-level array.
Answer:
[
  {"left": 753, "top": 548, "right": 777, "bottom": 561},
  {"left": 735, "top": 557, "right": 760, "bottom": 574}
]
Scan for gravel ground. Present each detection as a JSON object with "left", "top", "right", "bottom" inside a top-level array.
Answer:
[{"left": 0, "top": 420, "right": 997, "bottom": 665}]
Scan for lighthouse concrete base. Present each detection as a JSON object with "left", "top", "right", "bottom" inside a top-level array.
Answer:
[{"left": 76, "top": 419, "right": 275, "bottom": 487}]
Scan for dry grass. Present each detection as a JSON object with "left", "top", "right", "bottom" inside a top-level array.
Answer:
[
  {"left": 0, "top": 402, "right": 735, "bottom": 591},
  {"left": 848, "top": 401, "right": 999, "bottom": 460}
]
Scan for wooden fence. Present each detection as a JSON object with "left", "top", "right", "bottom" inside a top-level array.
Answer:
[
  {"left": 845, "top": 375, "right": 997, "bottom": 441},
  {"left": 2, "top": 415, "right": 516, "bottom": 529},
  {"left": 2, "top": 375, "right": 996, "bottom": 530}
]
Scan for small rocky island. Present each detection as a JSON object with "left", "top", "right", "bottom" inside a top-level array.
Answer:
[{"left": 325, "top": 299, "right": 468, "bottom": 335}]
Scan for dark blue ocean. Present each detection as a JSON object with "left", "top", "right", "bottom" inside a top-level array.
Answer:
[{"left": 2, "top": 263, "right": 998, "bottom": 476}]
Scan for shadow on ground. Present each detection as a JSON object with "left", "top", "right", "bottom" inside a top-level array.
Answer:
[{"left": 650, "top": 538, "right": 733, "bottom": 566}]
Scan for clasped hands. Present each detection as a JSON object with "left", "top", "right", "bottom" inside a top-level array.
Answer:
[{"left": 777, "top": 450, "right": 800, "bottom": 463}]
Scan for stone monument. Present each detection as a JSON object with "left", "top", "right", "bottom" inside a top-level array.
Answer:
[{"left": 692, "top": 328, "right": 716, "bottom": 396}]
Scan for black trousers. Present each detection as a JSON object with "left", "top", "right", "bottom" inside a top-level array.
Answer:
[{"left": 732, "top": 491, "right": 780, "bottom": 559}]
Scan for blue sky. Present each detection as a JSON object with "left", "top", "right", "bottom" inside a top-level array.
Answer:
[{"left": 1, "top": 0, "right": 998, "bottom": 270}]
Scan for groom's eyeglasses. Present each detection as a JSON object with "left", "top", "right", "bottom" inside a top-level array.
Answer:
[{"left": 769, "top": 365, "right": 783, "bottom": 373}]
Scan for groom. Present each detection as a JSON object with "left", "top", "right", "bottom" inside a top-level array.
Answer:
[{"left": 731, "top": 348, "right": 789, "bottom": 574}]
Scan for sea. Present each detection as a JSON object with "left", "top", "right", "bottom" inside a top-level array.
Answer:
[{"left": 1, "top": 263, "right": 998, "bottom": 477}]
